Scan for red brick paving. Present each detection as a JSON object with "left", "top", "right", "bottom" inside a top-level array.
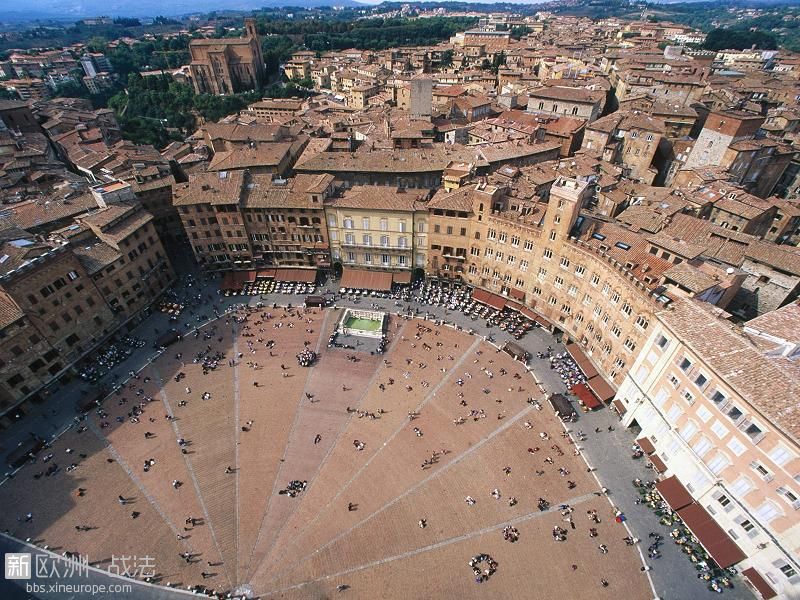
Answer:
[{"left": 0, "top": 311, "right": 650, "bottom": 599}]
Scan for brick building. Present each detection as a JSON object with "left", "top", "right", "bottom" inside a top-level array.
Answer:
[
  {"left": 189, "top": 19, "right": 265, "bottom": 95},
  {"left": 684, "top": 110, "right": 765, "bottom": 170}
]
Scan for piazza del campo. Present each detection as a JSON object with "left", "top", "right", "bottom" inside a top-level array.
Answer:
[{"left": 0, "top": 2, "right": 799, "bottom": 599}]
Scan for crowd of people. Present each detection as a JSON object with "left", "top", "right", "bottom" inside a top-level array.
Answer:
[{"left": 296, "top": 348, "right": 317, "bottom": 367}]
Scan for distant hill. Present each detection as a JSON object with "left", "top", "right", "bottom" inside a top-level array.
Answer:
[{"left": 5, "top": 0, "right": 365, "bottom": 20}]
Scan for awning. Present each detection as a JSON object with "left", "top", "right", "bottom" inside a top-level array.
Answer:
[
  {"left": 572, "top": 383, "right": 602, "bottom": 410},
  {"left": 612, "top": 398, "right": 627, "bottom": 415},
  {"left": 506, "top": 300, "right": 522, "bottom": 312},
  {"left": 221, "top": 270, "right": 256, "bottom": 290},
  {"left": 392, "top": 271, "right": 412, "bottom": 285},
  {"left": 649, "top": 454, "right": 667, "bottom": 473},
  {"left": 274, "top": 268, "right": 317, "bottom": 283},
  {"left": 587, "top": 374, "right": 615, "bottom": 402},
  {"left": 521, "top": 307, "right": 538, "bottom": 321},
  {"left": 509, "top": 287, "right": 525, "bottom": 301},
  {"left": 340, "top": 268, "right": 393, "bottom": 291},
  {"left": 471, "top": 288, "right": 506, "bottom": 310},
  {"left": 742, "top": 568, "right": 777, "bottom": 599},
  {"left": 636, "top": 437, "right": 656, "bottom": 455},
  {"left": 502, "top": 341, "right": 528, "bottom": 361},
  {"left": 548, "top": 393, "right": 573, "bottom": 418},
  {"left": 257, "top": 268, "right": 277, "bottom": 279},
  {"left": 655, "top": 475, "right": 694, "bottom": 511},
  {"left": 6, "top": 438, "right": 45, "bottom": 468},
  {"left": 565, "top": 342, "right": 598, "bottom": 379},
  {"left": 677, "top": 503, "right": 746, "bottom": 569}
]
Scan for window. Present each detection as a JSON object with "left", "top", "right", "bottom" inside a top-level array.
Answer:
[
  {"left": 524, "top": 239, "right": 533, "bottom": 251},
  {"left": 655, "top": 335, "right": 669, "bottom": 350},
  {"left": 779, "top": 564, "right": 797, "bottom": 579},
  {"left": 635, "top": 316, "right": 649, "bottom": 330},
  {"left": 380, "top": 218, "right": 388, "bottom": 231},
  {"left": 727, "top": 437, "right": 746, "bottom": 456},
  {"left": 543, "top": 248, "right": 552, "bottom": 260},
  {"left": 731, "top": 477, "right": 753, "bottom": 497},
  {"left": 575, "top": 264, "right": 586, "bottom": 277},
  {"left": 683, "top": 390, "right": 694, "bottom": 405},
  {"left": 744, "top": 423, "right": 763, "bottom": 442},
  {"left": 498, "top": 232, "right": 507, "bottom": 243},
  {"left": 694, "top": 374, "right": 708, "bottom": 388},
  {"left": 769, "top": 445, "right": 794, "bottom": 467},
  {"left": 554, "top": 276, "right": 564, "bottom": 289},
  {"left": 362, "top": 218, "right": 370, "bottom": 229},
  {"left": 679, "top": 420, "right": 698, "bottom": 441},
  {"left": 706, "top": 452, "right": 730, "bottom": 475},
  {"left": 711, "top": 421, "right": 729, "bottom": 439},
  {"left": 754, "top": 501, "right": 781, "bottom": 524},
  {"left": 679, "top": 358, "right": 692, "bottom": 372},
  {"left": 560, "top": 257, "right": 570, "bottom": 269},
  {"left": 776, "top": 486, "right": 800, "bottom": 509},
  {"left": 739, "top": 519, "right": 755, "bottom": 532},
  {"left": 692, "top": 436, "right": 713, "bottom": 457},
  {"left": 751, "top": 461, "right": 772, "bottom": 481},
  {"left": 711, "top": 390, "right": 727, "bottom": 406},
  {"left": 611, "top": 325, "right": 622, "bottom": 338},
  {"left": 537, "top": 267, "right": 547, "bottom": 281},
  {"left": 343, "top": 218, "right": 353, "bottom": 229},
  {"left": 590, "top": 274, "right": 600, "bottom": 286},
  {"left": 519, "top": 259, "right": 528, "bottom": 272}
]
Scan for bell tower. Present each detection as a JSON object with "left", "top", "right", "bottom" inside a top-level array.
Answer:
[{"left": 543, "top": 176, "right": 589, "bottom": 243}]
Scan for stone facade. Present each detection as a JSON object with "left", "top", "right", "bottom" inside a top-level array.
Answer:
[{"left": 189, "top": 19, "right": 265, "bottom": 95}]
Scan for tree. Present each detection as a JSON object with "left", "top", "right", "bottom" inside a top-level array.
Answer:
[
  {"left": 87, "top": 36, "right": 108, "bottom": 53},
  {"left": 703, "top": 28, "right": 777, "bottom": 51}
]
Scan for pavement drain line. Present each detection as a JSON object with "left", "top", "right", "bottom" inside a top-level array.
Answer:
[
  {"left": 260, "top": 381, "right": 538, "bottom": 591},
  {"left": 255, "top": 334, "right": 485, "bottom": 584},
  {"left": 264, "top": 489, "right": 599, "bottom": 596},
  {"left": 243, "top": 308, "right": 334, "bottom": 581},
  {"left": 245, "top": 314, "right": 409, "bottom": 582},
  {"left": 151, "top": 357, "right": 235, "bottom": 590}
]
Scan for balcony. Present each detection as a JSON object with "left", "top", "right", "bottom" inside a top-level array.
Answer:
[
  {"left": 340, "top": 240, "right": 411, "bottom": 251},
  {"left": 442, "top": 253, "right": 467, "bottom": 261}
]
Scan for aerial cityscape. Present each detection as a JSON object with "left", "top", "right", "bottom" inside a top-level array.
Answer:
[{"left": 0, "top": 1, "right": 798, "bottom": 599}]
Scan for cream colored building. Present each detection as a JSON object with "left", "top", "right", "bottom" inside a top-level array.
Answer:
[
  {"left": 324, "top": 186, "right": 428, "bottom": 274},
  {"left": 615, "top": 298, "right": 800, "bottom": 599}
]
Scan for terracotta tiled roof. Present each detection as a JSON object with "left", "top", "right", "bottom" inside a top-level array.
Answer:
[
  {"left": 72, "top": 241, "right": 121, "bottom": 275},
  {"left": 663, "top": 261, "right": 719, "bottom": 293},
  {"left": 0, "top": 292, "right": 24, "bottom": 329},
  {"left": 173, "top": 171, "right": 245, "bottom": 206},
  {"left": 428, "top": 185, "right": 475, "bottom": 212},
  {"left": 659, "top": 298, "right": 800, "bottom": 442},
  {"left": 327, "top": 186, "right": 428, "bottom": 212}
]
